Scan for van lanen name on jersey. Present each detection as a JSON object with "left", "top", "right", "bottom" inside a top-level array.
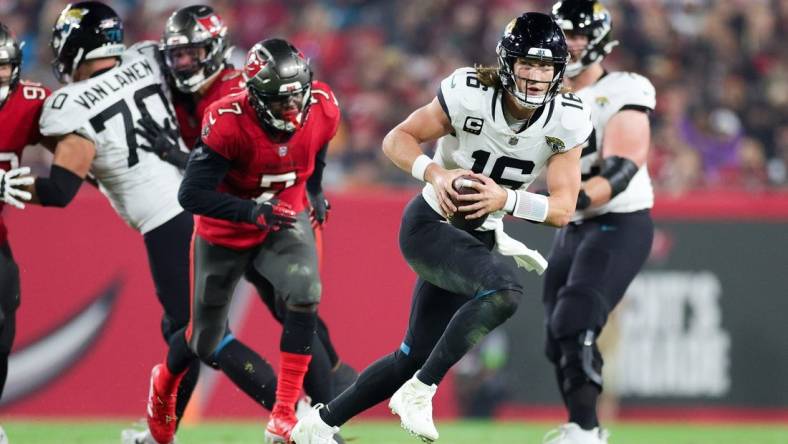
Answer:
[{"left": 73, "top": 59, "right": 154, "bottom": 110}]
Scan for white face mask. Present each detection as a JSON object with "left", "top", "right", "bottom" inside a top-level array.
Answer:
[{"left": 0, "top": 84, "right": 9, "bottom": 106}]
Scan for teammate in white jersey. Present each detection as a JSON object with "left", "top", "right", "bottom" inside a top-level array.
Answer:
[
  {"left": 20, "top": 4, "right": 302, "bottom": 444},
  {"left": 541, "top": 2, "right": 657, "bottom": 444},
  {"left": 292, "top": 13, "right": 592, "bottom": 444}
]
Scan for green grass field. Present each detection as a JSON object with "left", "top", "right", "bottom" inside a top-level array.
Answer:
[{"left": 4, "top": 420, "right": 788, "bottom": 444}]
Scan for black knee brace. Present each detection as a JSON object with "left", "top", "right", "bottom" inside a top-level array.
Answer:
[{"left": 558, "top": 330, "right": 604, "bottom": 393}]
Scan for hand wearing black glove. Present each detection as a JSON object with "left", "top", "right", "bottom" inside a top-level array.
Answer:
[
  {"left": 249, "top": 199, "right": 297, "bottom": 231},
  {"left": 575, "top": 188, "right": 592, "bottom": 210},
  {"left": 134, "top": 112, "right": 189, "bottom": 168},
  {"left": 308, "top": 191, "right": 330, "bottom": 227}
]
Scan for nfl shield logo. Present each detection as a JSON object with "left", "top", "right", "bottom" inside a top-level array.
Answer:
[{"left": 278, "top": 146, "right": 288, "bottom": 157}]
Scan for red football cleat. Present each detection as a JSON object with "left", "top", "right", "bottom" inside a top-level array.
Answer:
[
  {"left": 265, "top": 404, "right": 299, "bottom": 443},
  {"left": 146, "top": 364, "right": 181, "bottom": 444}
]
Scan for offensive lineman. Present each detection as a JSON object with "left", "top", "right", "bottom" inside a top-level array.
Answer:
[
  {"left": 540, "top": 2, "right": 656, "bottom": 444},
  {"left": 174, "top": 37, "right": 341, "bottom": 443},
  {"left": 0, "top": 22, "right": 52, "bottom": 444},
  {"left": 18, "top": 4, "right": 298, "bottom": 444},
  {"left": 293, "top": 12, "right": 593, "bottom": 444}
]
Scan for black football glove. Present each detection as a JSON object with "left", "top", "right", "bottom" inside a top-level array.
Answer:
[
  {"left": 576, "top": 188, "right": 592, "bottom": 210},
  {"left": 250, "top": 199, "right": 297, "bottom": 231},
  {"left": 134, "top": 112, "right": 188, "bottom": 168},
  {"left": 308, "top": 191, "right": 330, "bottom": 227}
]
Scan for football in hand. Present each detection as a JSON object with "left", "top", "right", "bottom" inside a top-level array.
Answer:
[{"left": 447, "top": 175, "right": 487, "bottom": 231}]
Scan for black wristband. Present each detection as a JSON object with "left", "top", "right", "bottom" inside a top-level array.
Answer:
[{"left": 35, "top": 164, "right": 84, "bottom": 207}]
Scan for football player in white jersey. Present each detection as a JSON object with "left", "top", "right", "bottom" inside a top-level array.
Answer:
[
  {"left": 540, "top": 2, "right": 657, "bottom": 444},
  {"left": 19, "top": 4, "right": 301, "bottom": 444},
  {"left": 292, "top": 13, "right": 592, "bottom": 444}
]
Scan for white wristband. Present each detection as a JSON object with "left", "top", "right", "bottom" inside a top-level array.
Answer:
[
  {"left": 411, "top": 154, "right": 434, "bottom": 181},
  {"left": 504, "top": 189, "right": 517, "bottom": 213},
  {"left": 511, "top": 190, "right": 549, "bottom": 222}
]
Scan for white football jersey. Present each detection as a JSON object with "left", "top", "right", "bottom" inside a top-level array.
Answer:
[
  {"left": 423, "top": 67, "right": 593, "bottom": 231},
  {"left": 573, "top": 71, "right": 656, "bottom": 220},
  {"left": 40, "top": 42, "right": 183, "bottom": 234}
]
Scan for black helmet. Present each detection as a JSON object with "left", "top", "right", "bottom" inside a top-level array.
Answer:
[
  {"left": 0, "top": 23, "right": 22, "bottom": 106},
  {"left": 51, "top": 1, "right": 125, "bottom": 84},
  {"left": 244, "top": 38, "right": 313, "bottom": 134},
  {"left": 551, "top": 0, "right": 617, "bottom": 77},
  {"left": 161, "top": 5, "right": 230, "bottom": 93},
  {"left": 496, "top": 12, "right": 569, "bottom": 109}
]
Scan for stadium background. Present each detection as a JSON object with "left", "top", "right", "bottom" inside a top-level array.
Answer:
[{"left": 1, "top": 0, "right": 787, "bottom": 440}]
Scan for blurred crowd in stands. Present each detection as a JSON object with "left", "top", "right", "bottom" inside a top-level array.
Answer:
[{"left": 5, "top": 0, "right": 787, "bottom": 193}]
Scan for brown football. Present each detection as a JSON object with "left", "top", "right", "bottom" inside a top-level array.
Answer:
[{"left": 447, "top": 175, "right": 487, "bottom": 231}]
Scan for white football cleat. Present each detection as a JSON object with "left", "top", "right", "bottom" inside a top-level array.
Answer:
[
  {"left": 295, "top": 396, "right": 313, "bottom": 421},
  {"left": 543, "top": 423, "right": 609, "bottom": 444},
  {"left": 0, "top": 425, "right": 8, "bottom": 444},
  {"left": 291, "top": 404, "right": 340, "bottom": 444},
  {"left": 121, "top": 425, "right": 176, "bottom": 444},
  {"left": 388, "top": 372, "right": 439, "bottom": 442}
]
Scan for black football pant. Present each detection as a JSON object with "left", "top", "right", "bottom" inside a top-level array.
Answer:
[
  {"left": 143, "top": 211, "right": 201, "bottom": 422},
  {"left": 0, "top": 241, "right": 21, "bottom": 397},
  {"left": 322, "top": 195, "right": 523, "bottom": 426},
  {"left": 542, "top": 209, "right": 653, "bottom": 428},
  {"left": 186, "top": 212, "right": 335, "bottom": 404}
]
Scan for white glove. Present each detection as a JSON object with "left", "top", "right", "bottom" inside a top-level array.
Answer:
[{"left": 0, "top": 166, "right": 34, "bottom": 209}]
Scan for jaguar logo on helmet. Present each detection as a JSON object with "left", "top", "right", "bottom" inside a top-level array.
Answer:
[
  {"left": 50, "top": 2, "right": 125, "bottom": 84},
  {"left": 56, "top": 7, "right": 89, "bottom": 30},
  {"left": 53, "top": 8, "right": 89, "bottom": 55}
]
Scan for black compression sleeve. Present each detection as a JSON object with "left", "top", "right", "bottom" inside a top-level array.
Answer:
[
  {"left": 35, "top": 164, "right": 84, "bottom": 207},
  {"left": 306, "top": 144, "right": 328, "bottom": 195},
  {"left": 600, "top": 156, "right": 639, "bottom": 198},
  {"left": 178, "top": 142, "right": 256, "bottom": 223}
]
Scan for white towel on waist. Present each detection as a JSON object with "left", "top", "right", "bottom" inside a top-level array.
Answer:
[{"left": 494, "top": 225, "right": 548, "bottom": 275}]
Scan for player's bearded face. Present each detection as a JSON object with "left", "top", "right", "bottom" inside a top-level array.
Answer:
[{"left": 564, "top": 32, "right": 589, "bottom": 64}]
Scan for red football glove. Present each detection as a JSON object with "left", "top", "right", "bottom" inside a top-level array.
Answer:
[{"left": 251, "top": 199, "right": 297, "bottom": 231}]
